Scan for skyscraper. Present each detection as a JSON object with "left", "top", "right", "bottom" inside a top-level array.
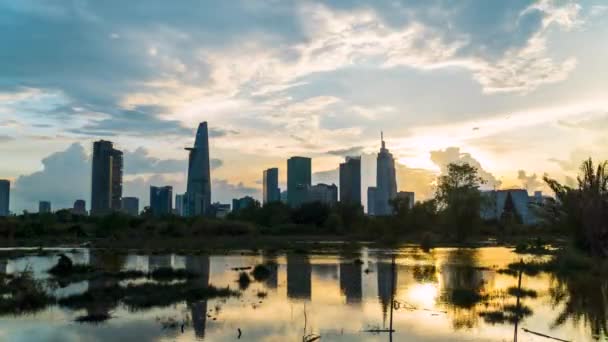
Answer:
[
  {"left": 175, "top": 194, "right": 185, "bottom": 216},
  {"left": 287, "top": 156, "right": 311, "bottom": 207},
  {"left": 150, "top": 186, "right": 173, "bottom": 216},
  {"left": 263, "top": 167, "right": 280, "bottom": 204},
  {"left": 0, "top": 180, "right": 9, "bottom": 216},
  {"left": 91, "top": 140, "right": 123, "bottom": 215},
  {"left": 39, "top": 201, "right": 51, "bottom": 214},
  {"left": 185, "top": 122, "right": 212, "bottom": 216},
  {"left": 375, "top": 133, "right": 397, "bottom": 216},
  {"left": 339, "top": 156, "right": 361, "bottom": 205},
  {"left": 367, "top": 187, "right": 377, "bottom": 215},
  {"left": 121, "top": 197, "right": 139, "bottom": 216}
]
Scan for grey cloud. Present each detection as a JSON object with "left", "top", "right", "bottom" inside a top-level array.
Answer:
[
  {"left": 12, "top": 143, "right": 90, "bottom": 212},
  {"left": 209, "top": 127, "right": 240, "bottom": 137},
  {"left": 430, "top": 147, "right": 501, "bottom": 188},
  {"left": 67, "top": 106, "right": 192, "bottom": 137},
  {"left": 0, "top": 135, "right": 14, "bottom": 143}
]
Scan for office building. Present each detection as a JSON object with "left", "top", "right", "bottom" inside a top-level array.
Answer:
[
  {"left": 0, "top": 180, "right": 9, "bottom": 216},
  {"left": 339, "top": 156, "right": 361, "bottom": 206},
  {"left": 121, "top": 197, "right": 139, "bottom": 216},
  {"left": 39, "top": 201, "right": 51, "bottom": 214},
  {"left": 374, "top": 133, "right": 397, "bottom": 216},
  {"left": 185, "top": 122, "right": 212, "bottom": 216},
  {"left": 263, "top": 168, "right": 280, "bottom": 204},
  {"left": 232, "top": 196, "right": 255, "bottom": 213},
  {"left": 287, "top": 156, "right": 311, "bottom": 207},
  {"left": 91, "top": 140, "right": 123, "bottom": 215},
  {"left": 396, "top": 191, "right": 415, "bottom": 210},
  {"left": 72, "top": 199, "right": 87, "bottom": 215},
  {"left": 210, "top": 202, "right": 231, "bottom": 218},
  {"left": 175, "top": 194, "right": 185, "bottom": 216},
  {"left": 150, "top": 186, "right": 173, "bottom": 216},
  {"left": 367, "top": 187, "right": 377, "bottom": 215},
  {"left": 308, "top": 183, "right": 338, "bottom": 206}
]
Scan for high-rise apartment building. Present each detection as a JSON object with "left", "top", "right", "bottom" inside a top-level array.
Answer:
[
  {"left": 91, "top": 140, "right": 123, "bottom": 215},
  {"left": 263, "top": 168, "right": 280, "bottom": 204},
  {"left": 287, "top": 156, "right": 311, "bottom": 207},
  {"left": 39, "top": 201, "right": 51, "bottom": 214},
  {"left": 150, "top": 186, "right": 173, "bottom": 216},
  {"left": 185, "top": 122, "right": 212, "bottom": 216},
  {"left": 0, "top": 180, "right": 9, "bottom": 216},
  {"left": 339, "top": 156, "right": 361, "bottom": 206}
]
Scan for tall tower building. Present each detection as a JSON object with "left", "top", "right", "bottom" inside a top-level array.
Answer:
[
  {"left": 0, "top": 180, "right": 9, "bottom": 216},
  {"left": 287, "top": 156, "right": 311, "bottom": 207},
  {"left": 150, "top": 186, "right": 173, "bottom": 216},
  {"left": 91, "top": 140, "right": 123, "bottom": 215},
  {"left": 375, "top": 133, "right": 397, "bottom": 216},
  {"left": 263, "top": 168, "right": 280, "bottom": 204},
  {"left": 339, "top": 156, "right": 361, "bottom": 206},
  {"left": 185, "top": 122, "right": 212, "bottom": 216}
]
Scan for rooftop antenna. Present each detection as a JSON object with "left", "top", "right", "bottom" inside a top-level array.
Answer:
[{"left": 381, "top": 131, "right": 386, "bottom": 149}]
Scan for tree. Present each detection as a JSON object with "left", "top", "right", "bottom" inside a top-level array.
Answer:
[
  {"left": 435, "top": 163, "right": 485, "bottom": 241},
  {"left": 544, "top": 158, "right": 608, "bottom": 257}
]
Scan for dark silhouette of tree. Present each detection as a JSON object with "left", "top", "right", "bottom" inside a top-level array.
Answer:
[{"left": 544, "top": 158, "right": 608, "bottom": 257}]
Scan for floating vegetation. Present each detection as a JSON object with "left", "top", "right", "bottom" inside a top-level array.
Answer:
[
  {"left": 59, "top": 282, "right": 238, "bottom": 311},
  {"left": 251, "top": 264, "right": 271, "bottom": 282},
  {"left": 0, "top": 271, "right": 54, "bottom": 315},
  {"left": 237, "top": 272, "right": 251, "bottom": 290},
  {"left": 256, "top": 291, "right": 268, "bottom": 299},
  {"left": 507, "top": 286, "right": 537, "bottom": 298},
  {"left": 441, "top": 289, "right": 488, "bottom": 309},
  {"left": 74, "top": 313, "right": 112, "bottom": 324}
]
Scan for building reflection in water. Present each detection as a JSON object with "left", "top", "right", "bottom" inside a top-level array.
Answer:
[
  {"left": 377, "top": 260, "right": 396, "bottom": 326},
  {"left": 262, "top": 255, "right": 279, "bottom": 289},
  {"left": 148, "top": 255, "right": 173, "bottom": 271},
  {"left": 340, "top": 258, "right": 362, "bottom": 304},
  {"left": 185, "top": 255, "right": 210, "bottom": 339},
  {"left": 86, "top": 250, "right": 127, "bottom": 318},
  {"left": 287, "top": 254, "right": 311, "bottom": 300}
]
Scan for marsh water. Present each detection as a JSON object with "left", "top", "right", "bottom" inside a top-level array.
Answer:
[{"left": 0, "top": 246, "right": 606, "bottom": 341}]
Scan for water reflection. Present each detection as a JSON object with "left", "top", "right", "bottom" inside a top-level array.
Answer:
[
  {"left": 0, "top": 247, "right": 605, "bottom": 341},
  {"left": 185, "top": 255, "right": 210, "bottom": 339},
  {"left": 287, "top": 254, "right": 311, "bottom": 300}
]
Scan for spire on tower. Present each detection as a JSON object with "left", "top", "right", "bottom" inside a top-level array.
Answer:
[{"left": 381, "top": 131, "right": 386, "bottom": 149}]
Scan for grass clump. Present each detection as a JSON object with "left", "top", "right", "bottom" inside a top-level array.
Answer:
[
  {"left": 237, "top": 272, "right": 251, "bottom": 290},
  {"left": 0, "top": 272, "right": 54, "bottom": 315}
]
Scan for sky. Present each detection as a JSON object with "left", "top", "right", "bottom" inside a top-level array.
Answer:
[{"left": 1, "top": 0, "right": 607, "bottom": 212}]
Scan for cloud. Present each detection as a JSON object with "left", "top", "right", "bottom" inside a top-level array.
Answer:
[
  {"left": 12, "top": 143, "right": 90, "bottom": 212},
  {"left": 326, "top": 146, "right": 365, "bottom": 157},
  {"left": 517, "top": 170, "right": 545, "bottom": 192},
  {"left": 123, "top": 148, "right": 187, "bottom": 174},
  {"left": 430, "top": 147, "right": 501, "bottom": 188},
  {"left": 0, "top": 135, "right": 14, "bottom": 143},
  {"left": 212, "top": 179, "right": 260, "bottom": 204},
  {"left": 396, "top": 164, "right": 437, "bottom": 201},
  {"left": 209, "top": 127, "right": 240, "bottom": 137}
]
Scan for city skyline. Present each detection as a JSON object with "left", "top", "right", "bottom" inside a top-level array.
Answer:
[{"left": 2, "top": 1, "right": 607, "bottom": 212}]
